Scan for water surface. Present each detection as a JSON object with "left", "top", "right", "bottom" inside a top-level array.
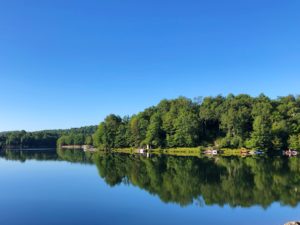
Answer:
[{"left": 0, "top": 149, "right": 299, "bottom": 225}]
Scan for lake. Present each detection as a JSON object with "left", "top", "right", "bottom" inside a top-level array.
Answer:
[{"left": 0, "top": 149, "right": 299, "bottom": 225}]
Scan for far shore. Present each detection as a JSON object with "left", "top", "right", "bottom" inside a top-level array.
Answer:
[{"left": 2, "top": 148, "right": 56, "bottom": 151}]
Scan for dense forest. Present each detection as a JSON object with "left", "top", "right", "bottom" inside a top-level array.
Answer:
[
  {"left": 1, "top": 94, "right": 300, "bottom": 151},
  {"left": 56, "top": 133, "right": 93, "bottom": 146},
  {"left": 0, "top": 126, "right": 96, "bottom": 149},
  {"left": 93, "top": 94, "right": 300, "bottom": 150}
]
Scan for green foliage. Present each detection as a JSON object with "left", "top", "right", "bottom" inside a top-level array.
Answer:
[
  {"left": 199, "top": 95, "right": 225, "bottom": 141},
  {"left": 0, "top": 126, "right": 97, "bottom": 149},
  {"left": 288, "top": 134, "right": 300, "bottom": 149},
  {"left": 162, "top": 97, "right": 200, "bottom": 147},
  {"left": 57, "top": 133, "right": 87, "bottom": 146},
  {"left": 91, "top": 94, "right": 300, "bottom": 150},
  {"left": 93, "top": 114, "right": 127, "bottom": 149},
  {"left": 220, "top": 94, "right": 253, "bottom": 145},
  {"left": 85, "top": 136, "right": 93, "bottom": 145},
  {"left": 248, "top": 116, "right": 272, "bottom": 150},
  {"left": 145, "top": 112, "right": 164, "bottom": 148},
  {"left": 1, "top": 94, "right": 299, "bottom": 151}
]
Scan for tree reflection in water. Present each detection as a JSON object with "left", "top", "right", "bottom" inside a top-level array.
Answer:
[
  {"left": 93, "top": 153, "right": 300, "bottom": 208},
  {"left": 1, "top": 149, "right": 300, "bottom": 208}
]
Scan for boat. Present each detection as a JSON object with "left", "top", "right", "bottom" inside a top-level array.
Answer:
[
  {"left": 136, "top": 148, "right": 146, "bottom": 154},
  {"left": 203, "top": 150, "right": 218, "bottom": 155},
  {"left": 212, "top": 150, "right": 218, "bottom": 155}
]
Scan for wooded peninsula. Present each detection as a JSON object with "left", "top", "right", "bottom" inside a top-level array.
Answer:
[{"left": 1, "top": 94, "right": 300, "bottom": 151}]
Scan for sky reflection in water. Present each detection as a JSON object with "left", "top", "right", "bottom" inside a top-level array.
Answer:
[{"left": 0, "top": 149, "right": 299, "bottom": 225}]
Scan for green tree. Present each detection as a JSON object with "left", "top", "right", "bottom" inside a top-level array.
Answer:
[
  {"left": 93, "top": 114, "right": 122, "bottom": 149},
  {"left": 145, "top": 112, "right": 164, "bottom": 148},
  {"left": 288, "top": 135, "right": 300, "bottom": 149},
  {"left": 220, "top": 94, "right": 253, "bottom": 147},
  {"left": 248, "top": 115, "right": 272, "bottom": 150}
]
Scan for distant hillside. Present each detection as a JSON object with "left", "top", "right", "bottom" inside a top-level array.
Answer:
[{"left": 0, "top": 125, "right": 97, "bottom": 149}]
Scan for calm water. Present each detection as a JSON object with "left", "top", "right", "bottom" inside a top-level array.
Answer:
[{"left": 0, "top": 149, "right": 299, "bottom": 225}]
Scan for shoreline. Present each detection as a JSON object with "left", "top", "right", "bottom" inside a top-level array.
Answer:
[{"left": 1, "top": 148, "right": 56, "bottom": 151}]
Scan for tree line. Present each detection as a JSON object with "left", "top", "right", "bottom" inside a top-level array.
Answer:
[
  {"left": 57, "top": 134, "right": 93, "bottom": 146},
  {"left": 0, "top": 126, "right": 97, "bottom": 149},
  {"left": 1, "top": 94, "right": 299, "bottom": 150},
  {"left": 93, "top": 94, "right": 300, "bottom": 150}
]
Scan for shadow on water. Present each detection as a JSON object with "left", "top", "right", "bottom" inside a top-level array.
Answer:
[{"left": 1, "top": 148, "right": 300, "bottom": 209}]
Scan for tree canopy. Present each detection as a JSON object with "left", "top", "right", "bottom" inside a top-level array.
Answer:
[
  {"left": 93, "top": 94, "right": 300, "bottom": 150},
  {"left": 1, "top": 94, "right": 299, "bottom": 151},
  {"left": 0, "top": 126, "right": 97, "bottom": 149}
]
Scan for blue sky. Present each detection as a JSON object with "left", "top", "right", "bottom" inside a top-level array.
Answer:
[{"left": 0, "top": 0, "right": 299, "bottom": 131}]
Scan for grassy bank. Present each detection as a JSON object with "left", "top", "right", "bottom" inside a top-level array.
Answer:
[{"left": 111, "top": 147, "right": 258, "bottom": 157}]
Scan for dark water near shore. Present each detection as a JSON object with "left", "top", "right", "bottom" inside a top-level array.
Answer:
[{"left": 0, "top": 149, "right": 299, "bottom": 225}]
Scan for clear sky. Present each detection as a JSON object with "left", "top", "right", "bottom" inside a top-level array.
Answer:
[{"left": 0, "top": 0, "right": 299, "bottom": 131}]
